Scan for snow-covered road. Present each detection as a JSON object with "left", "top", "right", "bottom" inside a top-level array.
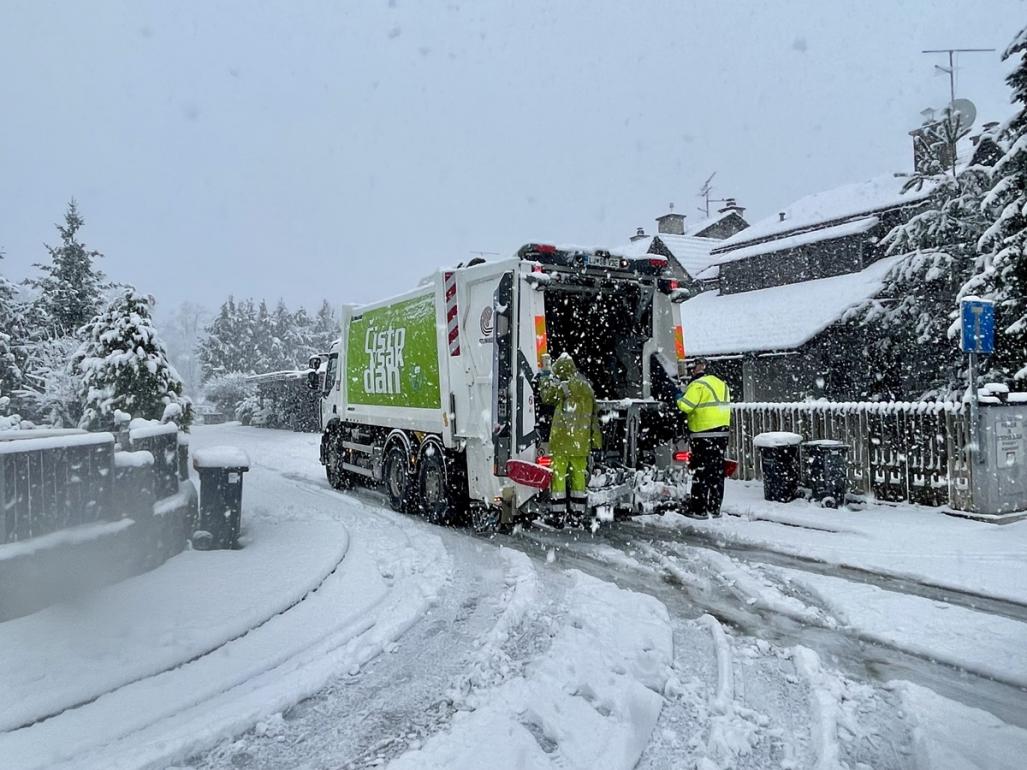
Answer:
[{"left": 3, "top": 423, "right": 1026, "bottom": 770}]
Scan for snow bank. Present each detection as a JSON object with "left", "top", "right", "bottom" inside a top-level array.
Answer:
[
  {"left": 897, "top": 681, "right": 1027, "bottom": 770},
  {"left": 0, "top": 519, "right": 133, "bottom": 563},
  {"left": 639, "top": 480, "right": 1027, "bottom": 606},
  {"left": 781, "top": 569, "right": 1027, "bottom": 689},
  {"left": 0, "top": 516, "right": 349, "bottom": 733},
  {"left": 390, "top": 571, "right": 673, "bottom": 770},
  {"left": 114, "top": 450, "right": 154, "bottom": 468}
]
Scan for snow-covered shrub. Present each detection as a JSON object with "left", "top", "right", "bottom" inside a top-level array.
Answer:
[
  {"left": 203, "top": 372, "right": 256, "bottom": 419},
  {"left": 75, "top": 289, "right": 191, "bottom": 431},
  {"left": 16, "top": 335, "right": 84, "bottom": 427}
]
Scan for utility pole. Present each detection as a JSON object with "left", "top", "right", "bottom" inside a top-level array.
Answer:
[{"left": 921, "top": 48, "right": 995, "bottom": 105}]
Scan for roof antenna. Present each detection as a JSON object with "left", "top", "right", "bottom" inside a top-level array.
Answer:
[{"left": 697, "top": 172, "right": 730, "bottom": 218}]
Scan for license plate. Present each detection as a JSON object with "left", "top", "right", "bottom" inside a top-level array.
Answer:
[{"left": 588, "top": 254, "right": 621, "bottom": 270}]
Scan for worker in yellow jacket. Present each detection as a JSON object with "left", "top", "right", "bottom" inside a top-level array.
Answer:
[{"left": 676, "top": 358, "right": 731, "bottom": 517}]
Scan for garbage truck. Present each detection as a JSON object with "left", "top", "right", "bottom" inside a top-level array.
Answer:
[{"left": 309, "top": 243, "right": 692, "bottom": 532}]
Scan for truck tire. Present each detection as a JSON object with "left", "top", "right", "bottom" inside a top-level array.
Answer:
[
  {"left": 324, "top": 433, "right": 352, "bottom": 490},
  {"left": 383, "top": 444, "right": 415, "bottom": 513},
  {"left": 417, "top": 448, "right": 454, "bottom": 525}
]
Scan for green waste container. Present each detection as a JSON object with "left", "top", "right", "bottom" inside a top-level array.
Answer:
[{"left": 192, "top": 446, "right": 250, "bottom": 549}]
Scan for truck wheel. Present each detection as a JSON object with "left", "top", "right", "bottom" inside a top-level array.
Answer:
[
  {"left": 417, "top": 449, "right": 453, "bottom": 525},
  {"left": 383, "top": 444, "right": 414, "bottom": 513},
  {"left": 326, "top": 442, "right": 352, "bottom": 490}
]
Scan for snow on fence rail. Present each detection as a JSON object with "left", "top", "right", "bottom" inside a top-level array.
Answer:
[
  {"left": 728, "top": 401, "right": 970, "bottom": 506},
  {"left": 0, "top": 426, "right": 185, "bottom": 546}
]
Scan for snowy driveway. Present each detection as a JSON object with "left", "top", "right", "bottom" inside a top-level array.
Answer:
[{"left": 2, "top": 424, "right": 1026, "bottom": 770}]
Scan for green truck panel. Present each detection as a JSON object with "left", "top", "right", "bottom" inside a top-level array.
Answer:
[{"left": 346, "top": 293, "right": 442, "bottom": 409}]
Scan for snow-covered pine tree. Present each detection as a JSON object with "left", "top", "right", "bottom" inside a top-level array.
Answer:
[
  {"left": 310, "top": 300, "right": 339, "bottom": 354},
  {"left": 0, "top": 250, "right": 25, "bottom": 401},
  {"left": 28, "top": 200, "right": 108, "bottom": 336},
  {"left": 198, "top": 296, "right": 252, "bottom": 380},
  {"left": 854, "top": 121, "right": 996, "bottom": 400},
  {"left": 961, "top": 27, "right": 1027, "bottom": 387},
  {"left": 291, "top": 305, "right": 314, "bottom": 365},
  {"left": 269, "top": 300, "right": 296, "bottom": 371},
  {"left": 75, "top": 289, "right": 190, "bottom": 431}
]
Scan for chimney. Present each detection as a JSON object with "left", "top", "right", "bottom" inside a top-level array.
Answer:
[
  {"left": 778, "top": 212, "right": 787, "bottom": 222},
  {"left": 655, "top": 202, "right": 686, "bottom": 236},
  {"left": 630, "top": 226, "right": 648, "bottom": 242},
  {"left": 717, "top": 197, "right": 746, "bottom": 217}
]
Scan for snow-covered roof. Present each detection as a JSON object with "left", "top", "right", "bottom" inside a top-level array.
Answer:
[
  {"left": 714, "top": 173, "right": 934, "bottom": 254},
  {"left": 711, "top": 216, "right": 879, "bottom": 265},
  {"left": 613, "top": 237, "right": 658, "bottom": 258},
  {"left": 612, "top": 234, "right": 721, "bottom": 278},
  {"left": 682, "top": 209, "right": 740, "bottom": 237},
  {"left": 654, "top": 234, "right": 722, "bottom": 277},
  {"left": 679, "top": 254, "right": 903, "bottom": 356}
]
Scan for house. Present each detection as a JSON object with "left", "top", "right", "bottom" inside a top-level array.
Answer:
[
  {"left": 678, "top": 173, "right": 937, "bottom": 401},
  {"left": 618, "top": 201, "right": 749, "bottom": 283}
]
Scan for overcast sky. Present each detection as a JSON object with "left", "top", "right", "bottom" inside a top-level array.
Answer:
[{"left": 1, "top": 0, "right": 1023, "bottom": 312}]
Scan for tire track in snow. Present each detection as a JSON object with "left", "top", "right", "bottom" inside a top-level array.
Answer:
[
  {"left": 620, "top": 520, "right": 1027, "bottom": 625},
  {"left": 503, "top": 524, "right": 1027, "bottom": 730}
]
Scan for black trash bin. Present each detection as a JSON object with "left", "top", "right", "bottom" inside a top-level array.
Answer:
[
  {"left": 802, "top": 440, "right": 849, "bottom": 507},
  {"left": 754, "top": 432, "right": 802, "bottom": 503},
  {"left": 192, "top": 446, "right": 251, "bottom": 549}
]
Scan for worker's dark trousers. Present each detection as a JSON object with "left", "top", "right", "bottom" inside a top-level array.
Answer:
[{"left": 689, "top": 434, "right": 729, "bottom": 517}]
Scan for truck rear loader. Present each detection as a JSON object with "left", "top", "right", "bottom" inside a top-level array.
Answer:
[{"left": 310, "top": 244, "right": 692, "bottom": 532}]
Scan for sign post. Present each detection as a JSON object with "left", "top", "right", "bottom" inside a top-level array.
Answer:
[{"left": 960, "top": 297, "right": 996, "bottom": 465}]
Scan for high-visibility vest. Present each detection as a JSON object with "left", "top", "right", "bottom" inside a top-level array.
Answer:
[{"left": 676, "top": 375, "right": 731, "bottom": 433}]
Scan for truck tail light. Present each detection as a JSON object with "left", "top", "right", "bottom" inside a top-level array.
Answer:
[
  {"left": 674, "top": 451, "right": 691, "bottom": 464},
  {"left": 537, "top": 454, "right": 553, "bottom": 467},
  {"left": 648, "top": 257, "right": 668, "bottom": 268}
]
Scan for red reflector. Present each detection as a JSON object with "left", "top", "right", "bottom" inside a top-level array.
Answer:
[
  {"left": 674, "top": 451, "right": 691, "bottom": 463},
  {"left": 724, "top": 459, "right": 738, "bottom": 478},
  {"left": 507, "top": 459, "right": 553, "bottom": 490},
  {"left": 537, "top": 454, "right": 553, "bottom": 467},
  {"left": 668, "top": 279, "right": 679, "bottom": 290},
  {"left": 648, "top": 257, "right": 668, "bottom": 267},
  {"left": 535, "top": 244, "right": 557, "bottom": 254}
]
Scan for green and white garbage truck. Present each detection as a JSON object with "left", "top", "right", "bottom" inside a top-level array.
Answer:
[{"left": 310, "top": 243, "right": 692, "bottom": 531}]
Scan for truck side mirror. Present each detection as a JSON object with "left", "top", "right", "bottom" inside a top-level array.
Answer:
[{"left": 306, "top": 371, "right": 319, "bottom": 391}]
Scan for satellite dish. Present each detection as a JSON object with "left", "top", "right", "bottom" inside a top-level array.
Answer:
[{"left": 950, "top": 98, "right": 977, "bottom": 129}]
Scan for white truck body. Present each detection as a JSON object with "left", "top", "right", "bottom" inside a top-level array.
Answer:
[{"left": 314, "top": 245, "right": 690, "bottom": 523}]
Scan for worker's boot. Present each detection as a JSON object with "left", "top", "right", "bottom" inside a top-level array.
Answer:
[
  {"left": 546, "top": 491, "right": 567, "bottom": 529},
  {"left": 569, "top": 491, "right": 588, "bottom": 529}
]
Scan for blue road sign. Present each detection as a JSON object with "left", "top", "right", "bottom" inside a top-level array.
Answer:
[{"left": 961, "top": 298, "right": 996, "bottom": 354}]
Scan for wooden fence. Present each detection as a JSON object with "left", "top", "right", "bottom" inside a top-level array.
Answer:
[{"left": 728, "top": 401, "right": 970, "bottom": 507}]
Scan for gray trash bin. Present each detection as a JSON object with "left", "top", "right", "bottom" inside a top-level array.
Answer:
[
  {"left": 802, "top": 440, "right": 849, "bottom": 506},
  {"left": 192, "top": 446, "right": 251, "bottom": 549},
  {"left": 801, "top": 439, "right": 850, "bottom": 507},
  {"left": 754, "top": 432, "right": 803, "bottom": 503}
]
